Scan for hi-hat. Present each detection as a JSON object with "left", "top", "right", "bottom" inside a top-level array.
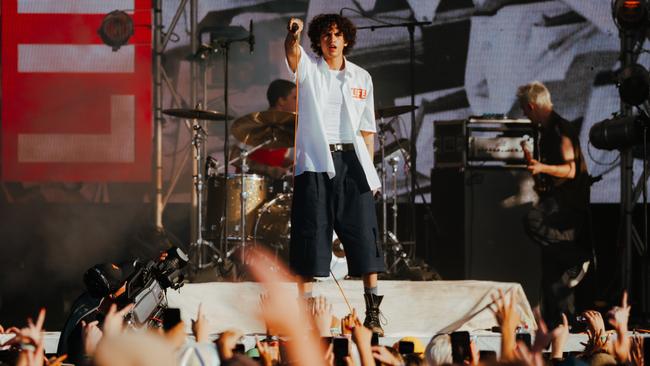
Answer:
[
  {"left": 163, "top": 108, "right": 231, "bottom": 121},
  {"left": 375, "top": 105, "right": 417, "bottom": 119},
  {"left": 231, "top": 110, "right": 296, "bottom": 148}
]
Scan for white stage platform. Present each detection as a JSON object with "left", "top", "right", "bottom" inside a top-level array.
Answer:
[
  {"left": 167, "top": 280, "right": 536, "bottom": 337},
  {"left": 2, "top": 280, "right": 603, "bottom": 355}
]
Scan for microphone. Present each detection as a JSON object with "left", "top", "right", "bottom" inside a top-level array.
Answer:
[
  {"left": 248, "top": 19, "right": 255, "bottom": 54},
  {"left": 290, "top": 22, "right": 299, "bottom": 33}
]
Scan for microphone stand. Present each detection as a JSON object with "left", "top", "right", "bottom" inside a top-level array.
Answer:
[
  {"left": 208, "top": 22, "right": 254, "bottom": 265},
  {"left": 357, "top": 20, "right": 430, "bottom": 254}
]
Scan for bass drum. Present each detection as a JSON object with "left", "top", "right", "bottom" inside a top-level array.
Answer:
[{"left": 253, "top": 193, "right": 347, "bottom": 280}]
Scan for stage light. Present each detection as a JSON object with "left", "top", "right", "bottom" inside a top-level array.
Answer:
[
  {"left": 614, "top": 0, "right": 648, "bottom": 30},
  {"left": 619, "top": 63, "right": 650, "bottom": 106},
  {"left": 98, "top": 10, "right": 134, "bottom": 51},
  {"left": 589, "top": 115, "right": 647, "bottom": 150}
]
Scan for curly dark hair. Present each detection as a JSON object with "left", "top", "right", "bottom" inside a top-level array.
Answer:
[{"left": 307, "top": 14, "right": 356, "bottom": 56}]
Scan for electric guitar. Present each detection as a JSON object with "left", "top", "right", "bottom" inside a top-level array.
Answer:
[{"left": 520, "top": 140, "right": 550, "bottom": 194}]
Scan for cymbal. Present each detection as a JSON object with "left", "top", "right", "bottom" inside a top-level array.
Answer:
[
  {"left": 231, "top": 110, "right": 296, "bottom": 148},
  {"left": 375, "top": 105, "right": 417, "bottom": 119},
  {"left": 162, "top": 108, "right": 231, "bottom": 121}
]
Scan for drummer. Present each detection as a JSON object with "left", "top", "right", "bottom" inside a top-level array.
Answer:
[{"left": 240, "top": 79, "right": 296, "bottom": 179}]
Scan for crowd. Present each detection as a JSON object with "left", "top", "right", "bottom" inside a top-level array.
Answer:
[{"left": 0, "top": 248, "right": 643, "bottom": 366}]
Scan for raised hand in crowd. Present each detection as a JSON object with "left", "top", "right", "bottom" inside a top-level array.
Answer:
[
  {"left": 101, "top": 303, "right": 133, "bottom": 338},
  {"left": 191, "top": 303, "right": 209, "bottom": 343},
  {"left": 514, "top": 341, "right": 544, "bottom": 366},
  {"left": 527, "top": 308, "right": 569, "bottom": 357},
  {"left": 550, "top": 314, "right": 569, "bottom": 359},
  {"left": 8, "top": 308, "right": 46, "bottom": 366},
  {"left": 46, "top": 354, "right": 68, "bottom": 366},
  {"left": 349, "top": 312, "right": 375, "bottom": 366},
  {"left": 371, "top": 345, "right": 404, "bottom": 366},
  {"left": 215, "top": 329, "right": 243, "bottom": 362},
  {"left": 93, "top": 331, "right": 176, "bottom": 366},
  {"left": 490, "top": 289, "right": 520, "bottom": 361},
  {"left": 631, "top": 335, "right": 644, "bottom": 366},
  {"left": 580, "top": 309, "right": 611, "bottom": 356},
  {"left": 256, "top": 336, "right": 280, "bottom": 366},
  {"left": 584, "top": 309, "right": 606, "bottom": 337},
  {"left": 162, "top": 316, "right": 186, "bottom": 350},
  {"left": 245, "top": 246, "right": 327, "bottom": 366},
  {"left": 468, "top": 339, "right": 480, "bottom": 366},
  {"left": 341, "top": 309, "right": 359, "bottom": 336},
  {"left": 312, "top": 296, "right": 334, "bottom": 337},
  {"left": 609, "top": 291, "right": 632, "bottom": 363},
  {"left": 80, "top": 320, "right": 103, "bottom": 357}
]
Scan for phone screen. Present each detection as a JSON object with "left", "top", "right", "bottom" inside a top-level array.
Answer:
[
  {"left": 234, "top": 343, "right": 245, "bottom": 354},
  {"left": 398, "top": 341, "right": 415, "bottom": 354},
  {"left": 516, "top": 333, "right": 532, "bottom": 348},
  {"left": 333, "top": 337, "right": 349, "bottom": 359},
  {"left": 371, "top": 332, "right": 379, "bottom": 346},
  {"left": 451, "top": 331, "right": 471, "bottom": 364},
  {"left": 162, "top": 308, "right": 181, "bottom": 331}
]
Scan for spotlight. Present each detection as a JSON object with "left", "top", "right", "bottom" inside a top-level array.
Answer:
[
  {"left": 614, "top": 0, "right": 648, "bottom": 30},
  {"left": 98, "top": 10, "right": 134, "bottom": 51},
  {"left": 589, "top": 114, "right": 648, "bottom": 150},
  {"left": 619, "top": 64, "right": 650, "bottom": 106}
]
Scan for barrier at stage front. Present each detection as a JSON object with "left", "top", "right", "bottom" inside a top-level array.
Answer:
[{"left": 167, "top": 280, "right": 536, "bottom": 338}]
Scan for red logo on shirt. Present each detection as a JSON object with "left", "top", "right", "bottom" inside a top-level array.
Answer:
[{"left": 351, "top": 88, "right": 367, "bottom": 99}]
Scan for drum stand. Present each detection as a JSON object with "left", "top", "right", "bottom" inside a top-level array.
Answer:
[
  {"left": 187, "top": 117, "right": 222, "bottom": 270},
  {"left": 385, "top": 156, "right": 411, "bottom": 273},
  {"left": 223, "top": 139, "right": 273, "bottom": 265},
  {"left": 378, "top": 119, "right": 389, "bottom": 245},
  {"left": 377, "top": 120, "right": 412, "bottom": 274}
]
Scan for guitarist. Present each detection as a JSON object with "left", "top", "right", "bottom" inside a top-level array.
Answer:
[{"left": 517, "top": 81, "right": 591, "bottom": 327}]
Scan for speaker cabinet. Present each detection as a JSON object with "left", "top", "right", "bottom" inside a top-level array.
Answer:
[{"left": 430, "top": 168, "right": 541, "bottom": 302}]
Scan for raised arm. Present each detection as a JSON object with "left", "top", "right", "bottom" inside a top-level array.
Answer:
[{"left": 285, "top": 18, "right": 304, "bottom": 73}]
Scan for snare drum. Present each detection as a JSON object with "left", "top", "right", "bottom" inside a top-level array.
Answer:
[{"left": 206, "top": 174, "right": 267, "bottom": 240}]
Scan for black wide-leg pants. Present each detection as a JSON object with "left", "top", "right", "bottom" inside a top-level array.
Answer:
[{"left": 289, "top": 150, "right": 385, "bottom": 277}]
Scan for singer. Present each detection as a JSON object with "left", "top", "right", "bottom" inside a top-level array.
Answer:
[{"left": 285, "top": 14, "right": 386, "bottom": 335}]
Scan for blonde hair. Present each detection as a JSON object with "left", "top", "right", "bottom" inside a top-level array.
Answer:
[{"left": 517, "top": 81, "right": 553, "bottom": 109}]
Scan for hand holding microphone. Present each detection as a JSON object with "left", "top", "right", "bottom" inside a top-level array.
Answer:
[{"left": 287, "top": 18, "right": 303, "bottom": 39}]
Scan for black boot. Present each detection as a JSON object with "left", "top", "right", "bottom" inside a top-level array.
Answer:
[{"left": 363, "top": 293, "right": 384, "bottom": 336}]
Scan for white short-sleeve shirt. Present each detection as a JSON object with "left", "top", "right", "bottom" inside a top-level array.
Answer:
[{"left": 286, "top": 45, "right": 381, "bottom": 191}]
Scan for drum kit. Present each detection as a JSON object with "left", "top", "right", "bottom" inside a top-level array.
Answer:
[{"left": 162, "top": 104, "right": 416, "bottom": 279}]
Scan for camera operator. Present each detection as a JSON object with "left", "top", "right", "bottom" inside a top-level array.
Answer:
[{"left": 57, "top": 247, "right": 188, "bottom": 364}]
